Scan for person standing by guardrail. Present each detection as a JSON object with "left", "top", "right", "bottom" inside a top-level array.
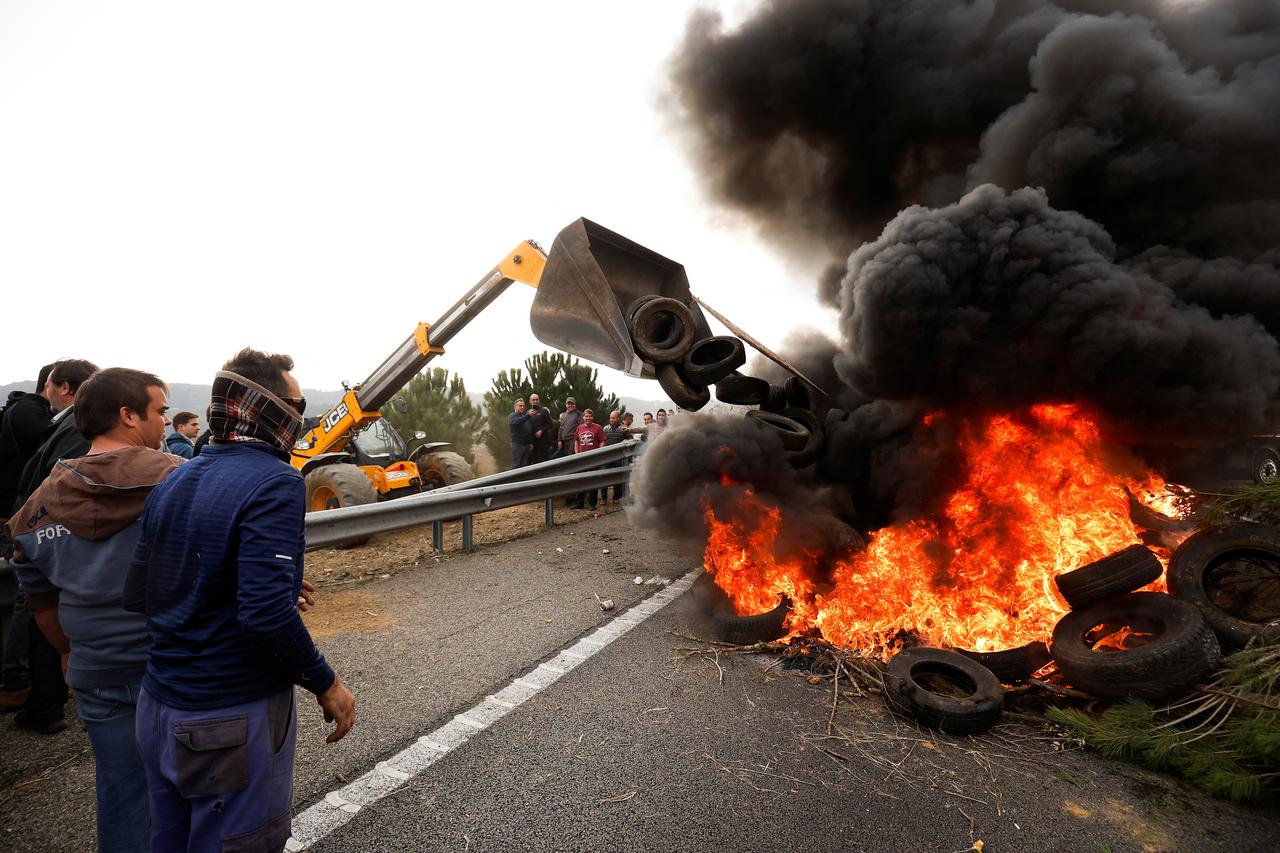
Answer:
[
  {"left": 571, "top": 408, "right": 607, "bottom": 510},
  {"left": 126, "top": 348, "right": 356, "bottom": 853},
  {"left": 508, "top": 398, "right": 533, "bottom": 469},
  {"left": 556, "top": 396, "right": 582, "bottom": 458},
  {"left": 527, "top": 393, "right": 554, "bottom": 465},
  {"left": 599, "top": 410, "right": 630, "bottom": 505}
]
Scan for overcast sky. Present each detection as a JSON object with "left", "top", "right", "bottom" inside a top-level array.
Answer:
[{"left": 0, "top": 1, "right": 835, "bottom": 399}]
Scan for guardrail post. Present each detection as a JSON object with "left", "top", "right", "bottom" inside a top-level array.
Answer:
[
  {"left": 432, "top": 520, "right": 443, "bottom": 551},
  {"left": 462, "top": 515, "right": 474, "bottom": 552},
  {"left": 545, "top": 497, "right": 554, "bottom": 528}
]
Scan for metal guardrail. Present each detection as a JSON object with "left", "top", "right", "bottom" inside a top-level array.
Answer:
[{"left": 303, "top": 440, "right": 642, "bottom": 551}]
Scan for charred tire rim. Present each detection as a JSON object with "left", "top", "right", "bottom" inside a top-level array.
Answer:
[
  {"left": 746, "top": 410, "right": 810, "bottom": 452},
  {"left": 761, "top": 384, "right": 788, "bottom": 413},
  {"left": 1254, "top": 450, "right": 1280, "bottom": 485},
  {"left": 713, "top": 595, "right": 792, "bottom": 645},
  {"left": 779, "top": 407, "right": 825, "bottom": 469},
  {"left": 631, "top": 297, "right": 697, "bottom": 364},
  {"left": 885, "top": 647, "right": 1004, "bottom": 734},
  {"left": 715, "top": 372, "right": 770, "bottom": 406},
  {"left": 957, "top": 642, "right": 1052, "bottom": 684},
  {"left": 783, "top": 376, "right": 812, "bottom": 411},
  {"left": 656, "top": 362, "right": 710, "bottom": 411},
  {"left": 1167, "top": 524, "right": 1280, "bottom": 647},
  {"left": 1054, "top": 544, "right": 1163, "bottom": 610},
  {"left": 683, "top": 336, "right": 746, "bottom": 385},
  {"left": 1050, "top": 592, "right": 1220, "bottom": 702}
]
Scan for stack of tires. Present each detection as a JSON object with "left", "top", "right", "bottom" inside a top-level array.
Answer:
[
  {"left": 884, "top": 527, "right": 1280, "bottom": 734},
  {"left": 627, "top": 296, "right": 826, "bottom": 469}
]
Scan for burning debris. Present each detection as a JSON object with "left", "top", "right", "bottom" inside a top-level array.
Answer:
[{"left": 622, "top": 0, "right": 1280, "bottom": 793}]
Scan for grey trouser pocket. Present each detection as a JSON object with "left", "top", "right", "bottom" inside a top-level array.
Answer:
[{"left": 173, "top": 714, "right": 250, "bottom": 797}]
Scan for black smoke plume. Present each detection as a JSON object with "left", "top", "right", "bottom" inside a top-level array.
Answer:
[{"left": 633, "top": 0, "right": 1280, "bottom": 541}]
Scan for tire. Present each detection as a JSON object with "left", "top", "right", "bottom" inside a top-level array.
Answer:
[
  {"left": 1050, "top": 592, "right": 1220, "bottom": 702},
  {"left": 631, "top": 297, "right": 697, "bottom": 364},
  {"left": 656, "top": 363, "right": 710, "bottom": 411},
  {"left": 761, "top": 384, "right": 788, "bottom": 413},
  {"left": 305, "top": 463, "right": 378, "bottom": 512},
  {"left": 783, "top": 376, "right": 812, "bottom": 411},
  {"left": 1166, "top": 524, "right": 1280, "bottom": 647},
  {"left": 414, "top": 450, "right": 475, "bottom": 491},
  {"left": 684, "top": 336, "right": 746, "bottom": 385},
  {"left": 1253, "top": 448, "right": 1280, "bottom": 485},
  {"left": 714, "top": 372, "right": 770, "bottom": 406},
  {"left": 713, "top": 595, "right": 792, "bottom": 645},
  {"left": 1054, "top": 544, "right": 1163, "bottom": 610},
  {"left": 957, "top": 642, "right": 1052, "bottom": 684},
  {"left": 885, "top": 647, "right": 1004, "bottom": 734},
  {"left": 746, "top": 410, "right": 810, "bottom": 452},
  {"left": 779, "top": 407, "right": 825, "bottom": 469}
]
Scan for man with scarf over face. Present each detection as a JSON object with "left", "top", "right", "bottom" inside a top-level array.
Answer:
[{"left": 125, "top": 348, "right": 356, "bottom": 853}]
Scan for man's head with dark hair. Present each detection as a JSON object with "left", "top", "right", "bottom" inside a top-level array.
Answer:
[
  {"left": 221, "top": 348, "right": 295, "bottom": 398},
  {"left": 75, "top": 368, "right": 170, "bottom": 447},
  {"left": 46, "top": 358, "right": 99, "bottom": 413},
  {"left": 36, "top": 363, "right": 55, "bottom": 395},
  {"left": 171, "top": 410, "right": 200, "bottom": 439}
]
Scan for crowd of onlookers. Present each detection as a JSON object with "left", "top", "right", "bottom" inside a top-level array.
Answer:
[
  {"left": 1, "top": 351, "right": 354, "bottom": 853},
  {"left": 507, "top": 395, "right": 680, "bottom": 509}
]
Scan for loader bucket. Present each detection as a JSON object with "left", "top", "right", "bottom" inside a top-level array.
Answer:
[{"left": 530, "top": 218, "right": 711, "bottom": 377}]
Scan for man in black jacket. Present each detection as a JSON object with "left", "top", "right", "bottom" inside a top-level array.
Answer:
[
  {"left": 8, "top": 357, "right": 98, "bottom": 733},
  {"left": 0, "top": 364, "right": 55, "bottom": 521},
  {"left": 0, "top": 364, "right": 54, "bottom": 711}
]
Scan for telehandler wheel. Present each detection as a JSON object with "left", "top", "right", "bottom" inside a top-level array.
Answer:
[
  {"left": 305, "top": 463, "right": 378, "bottom": 512},
  {"left": 415, "top": 450, "right": 476, "bottom": 490}
]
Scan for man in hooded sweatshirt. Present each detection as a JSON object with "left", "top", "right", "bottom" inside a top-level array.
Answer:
[
  {"left": 126, "top": 348, "right": 355, "bottom": 853},
  {"left": 5, "top": 367, "right": 180, "bottom": 852}
]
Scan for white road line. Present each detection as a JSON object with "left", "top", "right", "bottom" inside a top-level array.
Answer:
[{"left": 286, "top": 567, "right": 702, "bottom": 850}]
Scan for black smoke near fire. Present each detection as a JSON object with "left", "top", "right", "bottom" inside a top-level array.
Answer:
[{"left": 633, "top": 0, "right": 1280, "bottom": 543}]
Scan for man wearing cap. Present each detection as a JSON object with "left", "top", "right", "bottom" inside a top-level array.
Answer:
[{"left": 556, "top": 397, "right": 582, "bottom": 457}]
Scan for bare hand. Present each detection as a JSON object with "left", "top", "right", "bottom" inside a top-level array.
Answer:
[
  {"left": 60, "top": 652, "right": 69, "bottom": 677},
  {"left": 317, "top": 677, "right": 356, "bottom": 743},
  {"left": 297, "top": 579, "right": 316, "bottom": 613}
]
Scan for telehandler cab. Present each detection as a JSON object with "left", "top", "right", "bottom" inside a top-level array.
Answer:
[{"left": 294, "top": 217, "right": 717, "bottom": 511}]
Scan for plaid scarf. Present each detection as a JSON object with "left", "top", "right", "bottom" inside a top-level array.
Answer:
[{"left": 208, "top": 370, "right": 303, "bottom": 456}]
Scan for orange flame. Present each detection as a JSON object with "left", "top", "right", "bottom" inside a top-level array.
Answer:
[{"left": 703, "top": 403, "right": 1185, "bottom": 653}]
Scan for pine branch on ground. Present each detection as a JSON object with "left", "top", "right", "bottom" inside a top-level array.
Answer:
[
  {"left": 1047, "top": 639, "right": 1280, "bottom": 802},
  {"left": 1200, "top": 485, "right": 1280, "bottom": 527}
]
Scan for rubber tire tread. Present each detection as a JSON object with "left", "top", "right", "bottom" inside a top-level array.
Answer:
[
  {"left": 783, "top": 376, "right": 812, "bottom": 411},
  {"left": 885, "top": 647, "right": 1004, "bottom": 735},
  {"left": 684, "top": 336, "right": 746, "bottom": 385},
  {"left": 1050, "top": 592, "right": 1220, "bottom": 702},
  {"left": 1055, "top": 544, "right": 1162, "bottom": 610},
  {"left": 746, "top": 410, "right": 810, "bottom": 451},
  {"left": 957, "top": 642, "right": 1052, "bottom": 684},
  {"left": 713, "top": 596, "right": 791, "bottom": 646},
  {"left": 305, "top": 463, "right": 378, "bottom": 510},
  {"left": 415, "top": 450, "right": 476, "bottom": 490},
  {"left": 631, "top": 297, "right": 697, "bottom": 364},
  {"left": 779, "top": 407, "right": 825, "bottom": 469},
  {"left": 761, "top": 384, "right": 788, "bottom": 413},
  {"left": 656, "top": 363, "right": 710, "bottom": 411},
  {"left": 714, "top": 372, "right": 770, "bottom": 406},
  {"left": 1166, "top": 524, "right": 1280, "bottom": 647}
]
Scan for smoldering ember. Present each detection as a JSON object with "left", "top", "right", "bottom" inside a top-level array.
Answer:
[{"left": 4, "top": 3, "right": 1280, "bottom": 853}]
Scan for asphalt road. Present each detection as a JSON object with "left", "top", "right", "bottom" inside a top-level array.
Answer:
[{"left": 4, "top": 510, "right": 1279, "bottom": 852}]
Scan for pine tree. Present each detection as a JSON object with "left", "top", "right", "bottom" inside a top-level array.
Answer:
[
  {"left": 379, "top": 368, "right": 484, "bottom": 464},
  {"left": 483, "top": 352, "right": 624, "bottom": 470}
]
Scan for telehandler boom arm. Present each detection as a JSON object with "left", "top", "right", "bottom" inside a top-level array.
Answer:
[{"left": 293, "top": 241, "right": 546, "bottom": 462}]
